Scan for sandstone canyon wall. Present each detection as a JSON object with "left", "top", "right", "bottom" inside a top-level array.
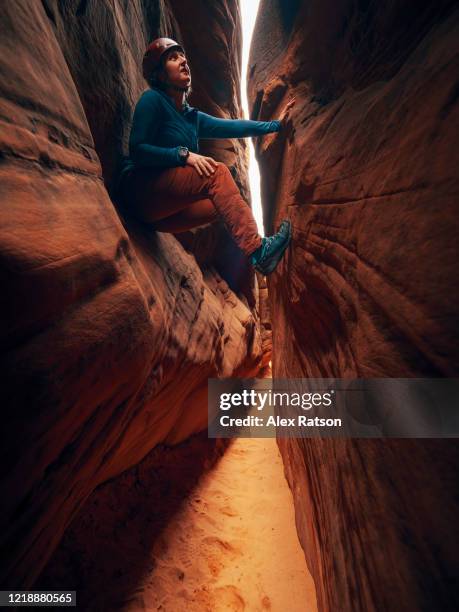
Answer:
[
  {"left": 0, "top": 0, "right": 264, "bottom": 587},
  {"left": 249, "top": 1, "right": 459, "bottom": 610}
]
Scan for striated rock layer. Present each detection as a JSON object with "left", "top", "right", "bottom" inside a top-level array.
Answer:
[
  {"left": 249, "top": 1, "right": 459, "bottom": 610},
  {"left": 0, "top": 0, "right": 263, "bottom": 587}
]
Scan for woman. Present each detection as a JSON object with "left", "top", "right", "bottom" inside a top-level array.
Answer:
[{"left": 121, "top": 37, "right": 295, "bottom": 275}]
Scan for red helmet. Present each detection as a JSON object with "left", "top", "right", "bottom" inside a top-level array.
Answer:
[{"left": 142, "top": 37, "right": 185, "bottom": 79}]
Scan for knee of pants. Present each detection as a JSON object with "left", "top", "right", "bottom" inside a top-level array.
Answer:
[
  {"left": 200, "top": 162, "right": 234, "bottom": 199},
  {"left": 213, "top": 161, "right": 231, "bottom": 176},
  {"left": 210, "top": 162, "right": 233, "bottom": 186}
]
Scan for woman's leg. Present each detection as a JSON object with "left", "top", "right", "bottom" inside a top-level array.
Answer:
[
  {"left": 128, "top": 164, "right": 262, "bottom": 256},
  {"left": 152, "top": 198, "right": 218, "bottom": 232}
]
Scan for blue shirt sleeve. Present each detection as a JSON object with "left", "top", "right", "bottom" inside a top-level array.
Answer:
[
  {"left": 129, "top": 90, "right": 183, "bottom": 168},
  {"left": 197, "top": 111, "right": 282, "bottom": 139}
]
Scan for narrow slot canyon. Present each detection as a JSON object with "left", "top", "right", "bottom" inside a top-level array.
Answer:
[{"left": 1, "top": 1, "right": 458, "bottom": 611}]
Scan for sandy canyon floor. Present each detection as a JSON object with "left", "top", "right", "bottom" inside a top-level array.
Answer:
[{"left": 126, "top": 437, "right": 317, "bottom": 611}]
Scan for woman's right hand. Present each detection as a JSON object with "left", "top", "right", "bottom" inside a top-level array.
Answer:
[{"left": 186, "top": 152, "right": 218, "bottom": 177}]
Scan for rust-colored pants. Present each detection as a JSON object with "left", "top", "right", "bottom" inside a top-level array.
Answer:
[{"left": 123, "top": 162, "right": 262, "bottom": 256}]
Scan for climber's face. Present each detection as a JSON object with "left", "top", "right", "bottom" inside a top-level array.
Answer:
[{"left": 161, "top": 49, "right": 191, "bottom": 89}]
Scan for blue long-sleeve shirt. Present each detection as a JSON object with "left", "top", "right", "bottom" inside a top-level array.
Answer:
[{"left": 125, "top": 87, "right": 282, "bottom": 171}]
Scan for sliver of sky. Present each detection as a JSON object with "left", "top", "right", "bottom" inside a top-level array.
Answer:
[{"left": 239, "top": 0, "right": 264, "bottom": 235}]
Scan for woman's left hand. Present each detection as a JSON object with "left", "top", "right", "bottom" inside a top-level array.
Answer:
[{"left": 278, "top": 97, "right": 296, "bottom": 128}]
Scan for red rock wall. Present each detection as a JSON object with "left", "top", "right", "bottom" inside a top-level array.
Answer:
[
  {"left": 0, "top": 0, "right": 262, "bottom": 587},
  {"left": 249, "top": 1, "right": 459, "bottom": 610}
]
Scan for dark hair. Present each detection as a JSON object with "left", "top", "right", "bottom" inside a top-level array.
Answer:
[{"left": 145, "top": 50, "right": 192, "bottom": 100}]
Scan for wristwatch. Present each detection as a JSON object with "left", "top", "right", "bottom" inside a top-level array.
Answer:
[{"left": 177, "top": 146, "right": 189, "bottom": 166}]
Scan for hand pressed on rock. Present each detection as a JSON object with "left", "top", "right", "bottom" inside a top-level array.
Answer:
[
  {"left": 187, "top": 152, "right": 218, "bottom": 177},
  {"left": 278, "top": 97, "right": 296, "bottom": 128}
]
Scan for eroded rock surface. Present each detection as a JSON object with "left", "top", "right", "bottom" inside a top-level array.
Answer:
[
  {"left": 249, "top": 1, "right": 459, "bottom": 610},
  {"left": 0, "top": 0, "right": 262, "bottom": 587}
]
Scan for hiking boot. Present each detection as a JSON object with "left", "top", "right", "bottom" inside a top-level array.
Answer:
[{"left": 250, "top": 219, "right": 291, "bottom": 275}]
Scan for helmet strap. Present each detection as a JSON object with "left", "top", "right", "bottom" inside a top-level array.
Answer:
[
  {"left": 163, "top": 77, "right": 187, "bottom": 93},
  {"left": 170, "top": 84, "right": 188, "bottom": 93}
]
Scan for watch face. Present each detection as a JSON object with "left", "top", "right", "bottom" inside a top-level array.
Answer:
[{"left": 178, "top": 147, "right": 188, "bottom": 164}]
